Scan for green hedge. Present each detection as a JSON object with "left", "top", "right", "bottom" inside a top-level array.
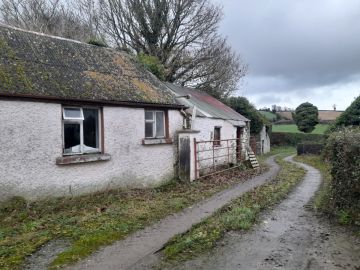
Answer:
[
  {"left": 297, "top": 143, "right": 323, "bottom": 155},
  {"left": 323, "top": 128, "right": 360, "bottom": 216},
  {"left": 271, "top": 132, "right": 326, "bottom": 146}
]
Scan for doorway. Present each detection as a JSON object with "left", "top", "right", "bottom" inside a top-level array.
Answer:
[{"left": 236, "top": 127, "right": 244, "bottom": 160}]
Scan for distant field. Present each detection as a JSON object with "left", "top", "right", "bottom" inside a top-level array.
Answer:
[
  {"left": 259, "top": 111, "right": 277, "bottom": 121},
  {"left": 272, "top": 124, "right": 329, "bottom": 134}
]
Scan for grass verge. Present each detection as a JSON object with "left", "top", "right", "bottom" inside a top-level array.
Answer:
[
  {"left": 162, "top": 153, "right": 305, "bottom": 263},
  {"left": 257, "top": 146, "right": 295, "bottom": 166},
  {"left": 0, "top": 168, "right": 261, "bottom": 270},
  {"left": 294, "top": 155, "right": 359, "bottom": 227}
]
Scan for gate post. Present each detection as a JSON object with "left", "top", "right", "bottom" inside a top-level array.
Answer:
[{"left": 177, "top": 130, "right": 200, "bottom": 182}]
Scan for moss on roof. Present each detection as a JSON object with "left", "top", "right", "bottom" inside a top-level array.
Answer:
[{"left": 0, "top": 25, "right": 178, "bottom": 105}]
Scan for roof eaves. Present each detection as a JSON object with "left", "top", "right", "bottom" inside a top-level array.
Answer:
[{"left": 0, "top": 93, "right": 187, "bottom": 109}]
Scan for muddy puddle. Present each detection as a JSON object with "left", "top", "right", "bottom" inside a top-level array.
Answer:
[{"left": 23, "top": 239, "right": 70, "bottom": 270}]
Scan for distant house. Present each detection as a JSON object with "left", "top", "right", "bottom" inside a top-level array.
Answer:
[{"left": 0, "top": 24, "right": 250, "bottom": 201}]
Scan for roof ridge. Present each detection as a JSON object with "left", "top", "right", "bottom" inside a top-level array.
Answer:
[{"left": 0, "top": 23, "right": 87, "bottom": 45}]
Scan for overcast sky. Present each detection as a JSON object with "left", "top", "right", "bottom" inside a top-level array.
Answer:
[{"left": 215, "top": 0, "right": 360, "bottom": 110}]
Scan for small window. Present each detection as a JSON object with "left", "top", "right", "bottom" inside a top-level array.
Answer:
[
  {"left": 62, "top": 107, "right": 100, "bottom": 155},
  {"left": 63, "top": 108, "right": 84, "bottom": 120},
  {"left": 214, "top": 127, "right": 221, "bottom": 146},
  {"left": 145, "top": 110, "right": 165, "bottom": 138}
]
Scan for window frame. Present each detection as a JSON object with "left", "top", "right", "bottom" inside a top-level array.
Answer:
[
  {"left": 144, "top": 110, "right": 166, "bottom": 139},
  {"left": 62, "top": 106, "right": 102, "bottom": 156},
  {"left": 213, "top": 126, "right": 221, "bottom": 146}
]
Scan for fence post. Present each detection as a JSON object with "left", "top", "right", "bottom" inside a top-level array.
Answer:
[
  {"left": 194, "top": 138, "right": 198, "bottom": 180},
  {"left": 178, "top": 130, "right": 200, "bottom": 182}
]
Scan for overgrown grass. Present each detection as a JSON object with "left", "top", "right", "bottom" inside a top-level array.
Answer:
[
  {"left": 273, "top": 124, "right": 329, "bottom": 134},
  {"left": 294, "top": 155, "right": 359, "bottom": 226},
  {"left": 162, "top": 154, "right": 305, "bottom": 263},
  {"left": 0, "top": 169, "right": 261, "bottom": 270}
]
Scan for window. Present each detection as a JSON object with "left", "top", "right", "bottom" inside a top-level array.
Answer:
[
  {"left": 145, "top": 110, "right": 165, "bottom": 138},
  {"left": 213, "top": 127, "right": 221, "bottom": 146},
  {"left": 63, "top": 107, "right": 100, "bottom": 155}
]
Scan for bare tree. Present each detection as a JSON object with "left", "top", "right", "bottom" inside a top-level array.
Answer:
[
  {"left": 0, "top": 0, "right": 101, "bottom": 41},
  {"left": 0, "top": 0, "right": 247, "bottom": 97},
  {"left": 99, "top": 0, "right": 247, "bottom": 97}
]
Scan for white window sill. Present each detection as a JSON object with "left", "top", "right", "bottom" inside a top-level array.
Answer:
[
  {"left": 142, "top": 138, "right": 173, "bottom": 145},
  {"left": 56, "top": 153, "right": 111, "bottom": 165}
]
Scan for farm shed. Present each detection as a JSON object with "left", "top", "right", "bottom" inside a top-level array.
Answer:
[
  {"left": 253, "top": 125, "right": 271, "bottom": 155},
  {"left": 166, "top": 83, "right": 251, "bottom": 180},
  {"left": 0, "top": 24, "right": 186, "bottom": 201}
]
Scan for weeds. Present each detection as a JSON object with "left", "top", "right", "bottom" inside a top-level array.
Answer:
[
  {"left": 294, "top": 155, "right": 359, "bottom": 226},
  {"left": 0, "top": 168, "right": 259, "bottom": 270}
]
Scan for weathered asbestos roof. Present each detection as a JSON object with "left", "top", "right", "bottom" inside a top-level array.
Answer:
[
  {"left": 0, "top": 24, "right": 181, "bottom": 107},
  {"left": 166, "top": 83, "right": 249, "bottom": 122}
]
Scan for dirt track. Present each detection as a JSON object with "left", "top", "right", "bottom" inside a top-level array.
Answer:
[
  {"left": 156, "top": 156, "right": 360, "bottom": 270},
  {"left": 67, "top": 156, "right": 280, "bottom": 270}
]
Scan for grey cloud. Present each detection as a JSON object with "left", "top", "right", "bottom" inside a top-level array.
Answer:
[{"left": 215, "top": 0, "right": 360, "bottom": 108}]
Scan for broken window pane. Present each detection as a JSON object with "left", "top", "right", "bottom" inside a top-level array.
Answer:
[
  {"left": 145, "top": 122, "right": 154, "bottom": 138},
  {"left": 83, "top": 108, "right": 99, "bottom": 151},
  {"left": 156, "top": 112, "right": 165, "bottom": 137},
  {"left": 64, "top": 123, "right": 80, "bottom": 153},
  {"left": 63, "top": 108, "right": 83, "bottom": 120}
]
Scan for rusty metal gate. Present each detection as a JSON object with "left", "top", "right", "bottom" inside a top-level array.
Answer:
[{"left": 194, "top": 138, "right": 243, "bottom": 179}]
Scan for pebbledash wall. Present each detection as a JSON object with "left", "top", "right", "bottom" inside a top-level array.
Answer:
[
  {"left": 192, "top": 117, "right": 249, "bottom": 175},
  {"left": 193, "top": 117, "right": 249, "bottom": 153},
  {"left": 258, "top": 126, "right": 271, "bottom": 154},
  {"left": 0, "top": 100, "right": 183, "bottom": 201}
]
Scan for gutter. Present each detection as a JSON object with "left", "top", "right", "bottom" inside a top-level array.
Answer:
[{"left": 0, "top": 93, "right": 187, "bottom": 110}]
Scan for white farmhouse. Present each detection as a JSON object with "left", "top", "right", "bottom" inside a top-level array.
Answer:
[{"left": 0, "top": 24, "right": 250, "bottom": 201}]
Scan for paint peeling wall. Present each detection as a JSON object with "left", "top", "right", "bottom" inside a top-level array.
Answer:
[{"left": 0, "top": 100, "right": 183, "bottom": 201}]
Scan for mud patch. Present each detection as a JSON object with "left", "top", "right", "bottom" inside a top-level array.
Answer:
[{"left": 23, "top": 239, "right": 70, "bottom": 270}]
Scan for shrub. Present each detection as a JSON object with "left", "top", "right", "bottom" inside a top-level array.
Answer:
[
  {"left": 271, "top": 132, "right": 325, "bottom": 146},
  {"left": 87, "top": 39, "right": 108, "bottom": 47},
  {"left": 226, "top": 96, "right": 267, "bottom": 134},
  {"left": 331, "top": 95, "right": 360, "bottom": 130},
  {"left": 293, "top": 102, "right": 319, "bottom": 133},
  {"left": 324, "top": 127, "right": 360, "bottom": 219},
  {"left": 297, "top": 142, "right": 323, "bottom": 155},
  {"left": 137, "top": 53, "right": 165, "bottom": 80}
]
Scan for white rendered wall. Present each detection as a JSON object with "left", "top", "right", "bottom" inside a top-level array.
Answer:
[
  {"left": 192, "top": 117, "right": 249, "bottom": 177},
  {"left": 259, "top": 126, "right": 271, "bottom": 154},
  {"left": 0, "top": 100, "right": 183, "bottom": 201}
]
